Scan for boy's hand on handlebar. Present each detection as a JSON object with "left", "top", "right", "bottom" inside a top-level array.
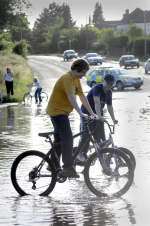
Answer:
[
  {"left": 113, "top": 119, "right": 118, "bottom": 124},
  {"left": 91, "top": 113, "right": 99, "bottom": 119},
  {"left": 81, "top": 113, "right": 89, "bottom": 119}
]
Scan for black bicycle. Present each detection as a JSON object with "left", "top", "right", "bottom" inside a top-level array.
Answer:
[{"left": 11, "top": 118, "right": 134, "bottom": 198}]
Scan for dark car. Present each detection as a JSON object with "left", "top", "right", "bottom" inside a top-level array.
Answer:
[
  {"left": 63, "top": 49, "right": 78, "bottom": 61},
  {"left": 86, "top": 67, "right": 143, "bottom": 90},
  {"left": 83, "top": 53, "right": 103, "bottom": 65},
  {"left": 119, "top": 55, "right": 140, "bottom": 68}
]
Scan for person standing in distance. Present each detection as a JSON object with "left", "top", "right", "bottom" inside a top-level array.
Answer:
[{"left": 4, "top": 67, "right": 14, "bottom": 98}]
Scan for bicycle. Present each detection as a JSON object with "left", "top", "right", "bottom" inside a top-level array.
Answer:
[
  {"left": 84, "top": 121, "right": 136, "bottom": 171},
  {"left": 11, "top": 118, "right": 134, "bottom": 198},
  {"left": 23, "top": 86, "right": 48, "bottom": 104}
]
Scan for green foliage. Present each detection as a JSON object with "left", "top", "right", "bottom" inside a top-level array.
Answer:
[
  {"left": 31, "top": 2, "right": 75, "bottom": 53},
  {"left": 0, "top": 0, "right": 30, "bottom": 30},
  {"left": 13, "top": 40, "right": 29, "bottom": 57},
  {"left": 9, "top": 13, "right": 31, "bottom": 42},
  {"left": 59, "top": 28, "right": 79, "bottom": 51},
  {"left": 0, "top": 32, "right": 14, "bottom": 52},
  {"left": 78, "top": 26, "right": 98, "bottom": 50},
  {"left": 127, "top": 24, "right": 143, "bottom": 41},
  {"left": 60, "top": 3, "right": 75, "bottom": 28},
  {"left": 130, "top": 37, "right": 150, "bottom": 57}
]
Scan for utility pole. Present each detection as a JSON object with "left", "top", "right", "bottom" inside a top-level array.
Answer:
[
  {"left": 69, "top": 39, "right": 71, "bottom": 49},
  {"left": 144, "top": 11, "right": 147, "bottom": 59}
]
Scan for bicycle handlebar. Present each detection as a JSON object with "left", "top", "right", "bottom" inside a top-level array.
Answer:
[{"left": 85, "top": 116, "right": 115, "bottom": 134}]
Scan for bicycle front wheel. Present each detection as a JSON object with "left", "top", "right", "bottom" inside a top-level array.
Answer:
[
  {"left": 84, "top": 148, "right": 134, "bottom": 198},
  {"left": 118, "top": 147, "right": 136, "bottom": 171},
  {"left": 23, "top": 92, "right": 32, "bottom": 104},
  {"left": 11, "top": 150, "right": 57, "bottom": 196},
  {"left": 41, "top": 92, "right": 48, "bottom": 102}
]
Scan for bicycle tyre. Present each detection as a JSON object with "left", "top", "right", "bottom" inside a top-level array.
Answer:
[
  {"left": 84, "top": 148, "right": 134, "bottom": 198},
  {"left": 11, "top": 150, "right": 57, "bottom": 196},
  {"left": 23, "top": 92, "right": 32, "bottom": 104},
  {"left": 41, "top": 92, "right": 48, "bottom": 102},
  {"left": 118, "top": 147, "right": 136, "bottom": 171}
]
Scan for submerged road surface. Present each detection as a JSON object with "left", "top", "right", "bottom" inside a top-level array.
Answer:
[{"left": 0, "top": 55, "right": 150, "bottom": 226}]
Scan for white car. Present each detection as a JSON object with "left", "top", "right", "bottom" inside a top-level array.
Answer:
[
  {"left": 145, "top": 58, "right": 150, "bottom": 74},
  {"left": 83, "top": 53, "right": 103, "bottom": 65}
]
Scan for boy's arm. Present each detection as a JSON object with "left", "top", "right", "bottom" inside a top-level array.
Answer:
[
  {"left": 107, "top": 105, "right": 118, "bottom": 123},
  {"left": 79, "top": 94, "right": 96, "bottom": 116}
]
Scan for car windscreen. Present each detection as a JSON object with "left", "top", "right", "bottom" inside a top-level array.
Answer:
[
  {"left": 118, "top": 69, "right": 129, "bottom": 76},
  {"left": 87, "top": 53, "right": 98, "bottom": 57},
  {"left": 109, "top": 69, "right": 128, "bottom": 76},
  {"left": 65, "top": 50, "right": 75, "bottom": 54},
  {"left": 126, "top": 56, "right": 135, "bottom": 60}
]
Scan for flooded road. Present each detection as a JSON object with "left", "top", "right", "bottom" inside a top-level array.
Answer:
[{"left": 0, "top": 55, "right": 150, "bottom": 226}]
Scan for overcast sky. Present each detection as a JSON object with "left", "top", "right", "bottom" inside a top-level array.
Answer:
[{"left": 27, "top": 0, "right": 150, "bottom": 28}]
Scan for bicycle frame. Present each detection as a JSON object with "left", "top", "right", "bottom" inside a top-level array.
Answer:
[
  {"left": 38, "top": 120, "right": 100, "bottom": 169},
  {"left": 37, "top": 119, "right": 118, "bottom": 177}
]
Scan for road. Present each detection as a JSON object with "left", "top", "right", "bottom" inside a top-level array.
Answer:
[{"left": 0, "top": 55, "right": 150, "bottom": 226}]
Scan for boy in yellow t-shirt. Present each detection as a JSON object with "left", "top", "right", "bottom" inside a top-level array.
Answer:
[{"left": 47, "top": 59, "right": 96, "bottom": 178}]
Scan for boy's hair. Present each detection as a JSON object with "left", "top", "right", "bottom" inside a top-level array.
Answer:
[
  {"left": 71, "top": 59, "right": 89, "bottom": 72},
  {"left": 33, "top": 77, "right": 38, "bottom": 82},
  {"left": 104, "top": 74, "right": 115, "bottom": 83}
]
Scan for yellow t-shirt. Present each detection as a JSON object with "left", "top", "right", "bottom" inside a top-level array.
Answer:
[{"left": 47, "top": 72, "right": 84, "bottom": 116}]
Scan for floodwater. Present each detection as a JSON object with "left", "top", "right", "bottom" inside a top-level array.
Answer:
[{"left": 0, "top": 56, "right": 150, "bottom": 226}]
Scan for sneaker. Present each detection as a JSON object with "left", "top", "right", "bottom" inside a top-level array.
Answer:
[
  {"left": 47, "top": 164, "right": 51, "bottom": 171},
  {"left": 76, "top": 153, "right": 87, "bottom": 165},
  {"left": 59, "top": 167, "right": 79, "bottom": 178}
]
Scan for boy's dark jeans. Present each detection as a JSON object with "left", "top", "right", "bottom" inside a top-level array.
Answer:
[
  {"left": 51, "top": 115, "right": 73, "bottom": 169},
  {"left": 78, "top": 117, "right": 105, "bottom": 154},
  {"left": 35, "top": 88, "right": 42, "bottom": 102}
]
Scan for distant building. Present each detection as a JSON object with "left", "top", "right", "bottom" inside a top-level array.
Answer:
[{"left": 104, "top": 8, "right": 150, "bottom": 34}]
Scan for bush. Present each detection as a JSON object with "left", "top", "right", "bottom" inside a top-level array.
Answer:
[{"left": 13, "top": 40, "right": 29, "bottom": 57}]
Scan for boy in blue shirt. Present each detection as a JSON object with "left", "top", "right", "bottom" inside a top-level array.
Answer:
[{"left": 77, "top": 74, "right": 118, "bottom": 162}]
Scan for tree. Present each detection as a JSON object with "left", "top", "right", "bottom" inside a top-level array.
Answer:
[
  {"left": 0, "top": 0, "right": 30, "bottom": 30},
  {"left": 59, "top": 28, "right": 79, "bottom": 51},
  {"left": 98, "top": 29, "right": 115, "bottom": 54},
  {"left": 78, "top": 26, "right": 98, "bottom": 50},
  {"left": 93, "top": 2, "right": 105, "bottom": 29},
  {"left": 31, "top": 2, "right": 75, "bottom": 53},
  {"left": 127, "top": 24, "right": 143, "bottom": 53},
  {"left": 9, "top": 13, "right": 31, "bottom": 41},
  {"left": 60, "top": 3, "right": 76, "bottom": 28},
  {"left": 127, "top": 24, "right": 143, "bottom": 41}
]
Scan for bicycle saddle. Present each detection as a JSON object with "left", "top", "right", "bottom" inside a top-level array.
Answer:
[{"left": 38, "top": 132, "right": 54, "bottom": 138}]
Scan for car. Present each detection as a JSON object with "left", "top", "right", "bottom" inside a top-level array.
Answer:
[
  {"left": 119, "top": 55, "right": 140, "bottom": 68},
  {"left": 63, "top": 49, "right": 78, "bottom": 61},
  {"left": 86, "top": 67, "right": 143, "bottom": 90},
  {"left": 83, "top": 53, "right": 103, "bottom": 65},
  {"left": 144, "top": 58, "right": 150, "bottom": 74}
]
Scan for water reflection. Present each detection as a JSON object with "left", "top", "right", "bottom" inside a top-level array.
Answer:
[{"left": 11, "top": 196, "right": 117, "bottom": 226}]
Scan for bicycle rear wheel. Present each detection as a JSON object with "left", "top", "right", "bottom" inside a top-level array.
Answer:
[
  {"left": 41, "top": 92, "right": 48, "bottom": 102},
  {"left": 23, "top": 92, "right": 32, "bottom": 104},
  {"left": 84, "top": 148, "right": 134, "bottom": 198},
  {"left": 11, "top": 150, "right": 57, "bottom": 196}
]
